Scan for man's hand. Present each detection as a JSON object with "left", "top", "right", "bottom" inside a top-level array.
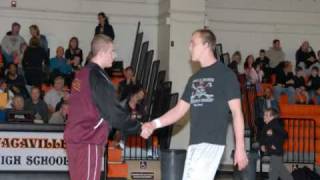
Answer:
[
  {"left": 271, "top": 145, "right": 276, "bottom": 150},
  {"left": 267, "top": 129, "right": 273, "bottom": 136},
  {"left": 261, "top": 145, "right": 266, "bottom": 152},
  {"left": 140, "top": 122, "right": 156, "bottom": 139},
  {"left": 72, "top": 79, "right": 81, "bottom": 92},
  {"left": 234, "top": 148, "right": 248, "bottom": 171}
]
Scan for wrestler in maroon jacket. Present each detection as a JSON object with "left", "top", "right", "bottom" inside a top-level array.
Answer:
[{"left": 64, "top": 35, "right": 140, "bottom": 180}]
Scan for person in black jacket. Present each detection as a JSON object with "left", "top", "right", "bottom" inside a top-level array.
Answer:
[
  {"left": 294, "top": 67, "right": 308, "bottom": 104},
  {"left": 22, "top": 37, "right": 47, "bottom": 87},
  {"left": 65, "top": 36, "right": 83, "bottom": 67},
  {"left": 228, "top": 51, "right": 242, "bottom": 75},
  {"left": 307, "top": 66, "right": 320, "bottom": 98},
  {"left": 5, "top": 63, "right": 29, "bottom": 98},
  {"left": 273, "top": 61, "right": 295, "bottom": 104},
  {"left": 295, "top": 41, "right": 317, "bottom": 69},
  {"left": 95, "top": 12, "right": 115, "bottom": 40},
  {"left": 255, "top": 49, "right": 271, "bottom": 82},
  {"left": 260, "top": 108, "right": 293, "bottom": 180},
  {"left": 118, "top": 66, "right": 137, "bottom": 101}
]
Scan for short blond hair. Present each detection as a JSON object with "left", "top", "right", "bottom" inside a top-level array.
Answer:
[{"left": 91, "top": 34, "right": 113, "bottom": 57}]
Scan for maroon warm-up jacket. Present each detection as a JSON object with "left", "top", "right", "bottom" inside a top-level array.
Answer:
[{"left": 64, "top": 62, "right": 140, "bottom": 145}]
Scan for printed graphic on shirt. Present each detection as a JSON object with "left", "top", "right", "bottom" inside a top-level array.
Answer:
[{"left": 190, "top": 78, "right": 215, "bottom": 107}]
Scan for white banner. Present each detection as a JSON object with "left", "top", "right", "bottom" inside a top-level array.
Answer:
[{"left": 0, "top": 131, "right": 69, "bottom": 171}]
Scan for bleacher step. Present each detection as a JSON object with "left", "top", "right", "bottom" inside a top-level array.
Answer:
[
  {"left": 108, "top": 147, "right": 123, "bottom": 162},
  {"left": 107, "top": 163, "right": 128, "bottom": 178}
]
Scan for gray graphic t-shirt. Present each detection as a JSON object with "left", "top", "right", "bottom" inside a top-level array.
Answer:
[{"left": 182, "top": 62, "right": 240, "bottom": 145}]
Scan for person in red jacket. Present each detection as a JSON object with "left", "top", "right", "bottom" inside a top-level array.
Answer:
[{"left": 64, "top": 34, "right": 140, "bottom": 180}]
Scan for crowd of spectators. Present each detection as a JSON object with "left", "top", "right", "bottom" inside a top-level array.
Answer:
[
  {"left": 228, "top": 39, "right": 320, "bottom": 105},
  {"left": 0, "top": 12, "right": 121, "bottom": 124}
]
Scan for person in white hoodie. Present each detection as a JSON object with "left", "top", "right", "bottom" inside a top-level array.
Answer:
[{"left": 1, "top": 22, "right": 26, "bottom": 64}]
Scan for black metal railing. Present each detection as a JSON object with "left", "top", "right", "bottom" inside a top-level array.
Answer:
[
  {"left": 123, "top": 134, "right": 159, "bottom": 160},
  {"left": 283, "top": 118, "right": 316, "bottom": 169}
]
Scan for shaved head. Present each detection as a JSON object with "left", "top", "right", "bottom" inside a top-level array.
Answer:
[
  {"left": 91, "top": 34, "right": 115, "bottom": 68},
  {"left": 91, "top": 34, "right": 113, "bottom": 58}
]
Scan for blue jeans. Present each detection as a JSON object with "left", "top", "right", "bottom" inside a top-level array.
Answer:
[{"left": 273, "top": 85, "right": 295, "bottom": 104}]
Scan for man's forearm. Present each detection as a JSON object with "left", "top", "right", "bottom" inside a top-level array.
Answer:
[
  {"left": 157, "top": 108, "right": 183, "bottom": 128},
  {"left": 233, "top": 113, "right": 245, "bottom": 150},
  {"left": 153, "top": 100, "right": 190, "bottom": 129}
]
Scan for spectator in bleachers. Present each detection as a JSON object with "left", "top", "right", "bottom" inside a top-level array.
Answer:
[
  {"left": 48, "top": 102, "right": 68, "bottom": 124},
  {"left": 306, "top": 66, "right": 320, "bottom": 100},
  {"left": 294, "top": 66, "right": 308, "bottom": 104},
  {"left": 255, "top": 64, "right": 264, "bottom": 83},
  {"left": 22, "top": 37, "right": 47, "bottom": 87},
  {"left": 24, "top": 86, "right": 49, "bottom": 123},
  {"left": 1, "top": 22, "right": 25, "bottom": 63},
  {"left": 261, "top": 88, "right": 279, "bottom": 111},
  {"left": 255, "top": 49, "right": 271, "bottom": 82},
  {"left": 7, "top": 95, "right": 36, "bottom": 122},
  {"left": 266, "top": 39, "right": 285, "bottom": 70},
  {"left": 228, "top": 51, "right": 242, "bottom": 75},
  {"left": 255, "top": 49, "right": 270, "bottom": 70},
  {"left": 49, "top": 46, "right": 72, "bottom": 75},
  {"left": 11, "top": 95, "right": 25, "bottom": 111},
  {"left": 127, "top": 85, "right": 146, "bottom": 119},
  {"left": 95, "top": 12, "right": 115, "bottom": 40},
  {"left": 65, "top": 37, "right": 83, "bottom": 67},
  {"left": 5, "top": 63, "right": 29, "bottom": 98},
  {"left": 295, "top": 41, "right": 316, "bottom": 69},
  {"left": 44, "top": 76, "right": 64, "bottom": 113},
  {"left": 49, "top": 47, "right": 73, "bottom": 86},
  {"left": 118, "top": 66, "right": 137, "bottom": 101},
  {"left": 0, "top": 78, "right": 14, "bottom": 108},
  {"left": 255, "top": 87, "right": 279, "bottom": 138},
  {"left": 123, "top": 85, "right": 146, "bottom": 141},
  {"left": 307, "top": 50, "right": 320, "bottom": 76},
  {"left": 273, "top": 61, "right": 295, "bottom": 104},
  {"left": 244, "top": 55, "right": 259, "bottom": 85},
  {"left": 1, "top": 22, "right": 26, "bottom": 64},
  {"left": 29, "top": 25, "right": 48, "bottom": 55},
  {"left": 55, "top": 89, "right": 70, "bottom": 112}
]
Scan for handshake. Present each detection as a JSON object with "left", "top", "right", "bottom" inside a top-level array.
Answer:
[{"left": 140, "top": 119, "right": 161, "bottom": 139}]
